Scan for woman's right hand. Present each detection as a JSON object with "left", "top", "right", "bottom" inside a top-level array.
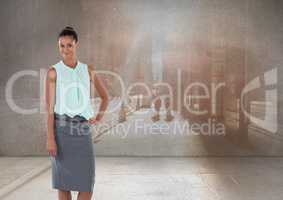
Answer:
[{"left": 47, "top": 139, "right": 57, "bottom": 157}]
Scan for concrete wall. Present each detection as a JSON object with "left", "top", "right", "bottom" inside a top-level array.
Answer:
[{"left": 0, "top": 0, "right": 282, "bottom": 156}]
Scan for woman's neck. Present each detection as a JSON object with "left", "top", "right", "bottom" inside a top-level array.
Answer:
[{"left": 63, "top": 58, "right": 78, "bottom": 68}]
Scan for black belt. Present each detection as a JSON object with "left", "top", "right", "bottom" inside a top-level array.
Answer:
[{"left": 54, "top": 113, "right": 88, "bottom": 123}]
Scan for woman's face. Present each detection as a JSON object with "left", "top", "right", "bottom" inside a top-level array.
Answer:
[{"left": 58, "top": 36, "right": 78, "bottom": 59}]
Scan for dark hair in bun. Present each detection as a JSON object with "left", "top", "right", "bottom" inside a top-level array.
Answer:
[{"left": 58, "top": 26, "right": 78, "bottom": 42}]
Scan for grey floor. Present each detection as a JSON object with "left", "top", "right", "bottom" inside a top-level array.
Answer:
[{"left": 2, "top": 157, "right": 283, "bottom": 200}]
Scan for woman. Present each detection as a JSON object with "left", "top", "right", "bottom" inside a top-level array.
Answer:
[{"left": 45, "top": 26, "right": 109, "bottom": 200}]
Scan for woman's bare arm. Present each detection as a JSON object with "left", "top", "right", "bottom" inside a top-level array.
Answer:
[
  {"left": 45, "top": 67, "right": 57, "bottom": 157},
  {"left": 88, "top": 64, "right": 109, "bottom": 123}
]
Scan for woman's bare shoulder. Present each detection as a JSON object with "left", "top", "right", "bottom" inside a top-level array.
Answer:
[
  {"left": 87, "top": 64, "right": 96, "bottom": 81},
  {"left": 47, "top": 66, "right": 56, "bottom": 81},
  {"left": 87, "top": 64, "right": 95, "bottom": 72}
]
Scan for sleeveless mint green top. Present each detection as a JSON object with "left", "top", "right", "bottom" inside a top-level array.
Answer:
[{"left": 52, "top": 60, "right": 95, "bottom": 120}]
